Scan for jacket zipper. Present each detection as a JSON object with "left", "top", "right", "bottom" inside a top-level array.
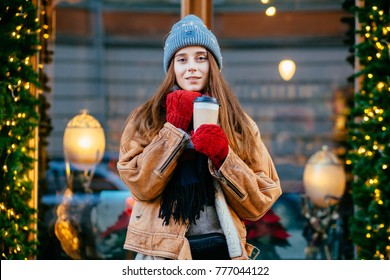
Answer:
[
  {"left": 158, "top": 135, "right": 189, "bottom": 173},
  {"left": 221, "top": 176, "right": 245, "bottom": 199}
]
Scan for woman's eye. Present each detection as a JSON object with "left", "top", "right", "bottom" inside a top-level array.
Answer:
[
  {"left": 177, "top": 57, "right": 186, "bottom": 62},
  {"left": 197, "top": 56, "right": 207, "bottom": 61}
]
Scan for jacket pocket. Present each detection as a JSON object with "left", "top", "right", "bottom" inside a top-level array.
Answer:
[
  {"left": 158, "top": 135, "right": 189, "bottom": 174},
  {"left": 220, "top": 176, "right": 245, "bottom": 200}
]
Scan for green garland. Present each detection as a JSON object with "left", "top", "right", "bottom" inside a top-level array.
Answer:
[
  {"left": 0, "top": 0, "right": 41, "bottom": 259},
  {"left": 347, "top": 0, "right": 390, "bottom": 260}
]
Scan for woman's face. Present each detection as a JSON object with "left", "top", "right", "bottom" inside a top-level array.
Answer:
[{"left": 173, "top": 46, "right": 210, "bottom": 92}]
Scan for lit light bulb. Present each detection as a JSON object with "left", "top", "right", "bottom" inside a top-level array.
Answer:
[
  {"left": 265, "top": 6, "right": 276, "bottom": 16},
  {"left": 78, "top": 136, "right": 92, "bottom": 149},
  {"left": 278, "top": 59, "right": 296, "bottom": 81}
]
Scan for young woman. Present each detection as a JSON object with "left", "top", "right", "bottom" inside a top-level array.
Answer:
[{"left": 117, "top": 14, "right": 282, "bottom": 260}]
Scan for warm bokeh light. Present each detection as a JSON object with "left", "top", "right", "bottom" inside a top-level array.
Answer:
[
  {"left": 265, "top": 6, "right": 276, "bottom": 16},
  {"left": 278, "top": 59, "right": 296, "bottom": 81}
]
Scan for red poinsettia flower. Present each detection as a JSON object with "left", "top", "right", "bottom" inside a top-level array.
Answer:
[
  {"left": 244, "top": 209, "right": 290, "bottom": 247},
  {"left": 101, "top": 197, "right": 134, "bottom": 238}
]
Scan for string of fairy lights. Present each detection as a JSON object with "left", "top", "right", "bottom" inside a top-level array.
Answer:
[
  {"left": 0, "top": 0, "right": 50, "bottom": 259},
  {"left": 347, "top": 2, "right": 390, "bottom": 260}
]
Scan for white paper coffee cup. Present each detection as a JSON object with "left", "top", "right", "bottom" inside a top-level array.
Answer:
[{"left": 193, "top": 96, "right": 220, "bottom": 131}]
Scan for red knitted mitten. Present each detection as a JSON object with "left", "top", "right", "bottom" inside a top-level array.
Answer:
[
  {"left": 165, "top": 90, "right": 202, "bottom": 131},
  {"left": 191, "top": 124, "right": 229, "bottom": 169}
]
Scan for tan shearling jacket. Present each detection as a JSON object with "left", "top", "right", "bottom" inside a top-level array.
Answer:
[{"left": 117, "top": 115, "right": 282, "bottom": 260}]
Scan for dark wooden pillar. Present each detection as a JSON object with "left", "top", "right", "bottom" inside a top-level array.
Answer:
[{"left": 181, "top": 0, "right": 213, "bottom": 29}]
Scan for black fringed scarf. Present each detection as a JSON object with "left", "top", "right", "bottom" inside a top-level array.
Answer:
[{"left": 159, "top": 148, "right": 216, "bottom": 226}]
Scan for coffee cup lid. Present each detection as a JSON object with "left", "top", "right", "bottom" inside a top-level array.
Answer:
[{"left": 194, "top": 96, "right": 219, "bottom": 105}]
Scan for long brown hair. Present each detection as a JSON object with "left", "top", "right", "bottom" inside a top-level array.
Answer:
[{"left": 121, "top": 52, "right": 257, "bottom": 164}]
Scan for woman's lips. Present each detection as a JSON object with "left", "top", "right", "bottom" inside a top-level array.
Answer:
[{"left": 186, "top": 77, "right": 201, "bottom": 84}]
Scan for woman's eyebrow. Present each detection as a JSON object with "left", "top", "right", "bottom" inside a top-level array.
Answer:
[
  {"left": 175, "top": 51, "right": 207, "bottom": 57},
  {"left": 174, "top": 52, "right": 187, "bottom": 57}
]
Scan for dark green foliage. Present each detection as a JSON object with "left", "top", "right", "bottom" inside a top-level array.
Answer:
[
  {"left": 0, "top": 0, "right": 41, "bottom": 259},
  {"left": 347, "top": 0, "right": 390, "bottom": 260}
]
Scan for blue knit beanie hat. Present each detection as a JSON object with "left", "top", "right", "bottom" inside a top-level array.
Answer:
[{"left": 163, "top": 14, "right": 222, "bottom": 73}]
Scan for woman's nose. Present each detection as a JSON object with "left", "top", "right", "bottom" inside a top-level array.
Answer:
[{"left": 187, "top": 60, "right": 197, "bottom": 72}]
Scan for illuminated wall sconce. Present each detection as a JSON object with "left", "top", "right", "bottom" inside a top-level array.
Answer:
[
  {"left": 278, "top": 59, "right": 296, "bottom": 81},
  {"left": 63, "top": 109, "right": 106, "bottom": 189}
]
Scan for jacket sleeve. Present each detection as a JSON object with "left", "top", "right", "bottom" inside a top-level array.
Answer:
[
  {"left": 117, "top": 121, "right": 190, "bottom": 201},
  {"left": 212, "top": 118, "right": 282, "bottom": 221}
]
